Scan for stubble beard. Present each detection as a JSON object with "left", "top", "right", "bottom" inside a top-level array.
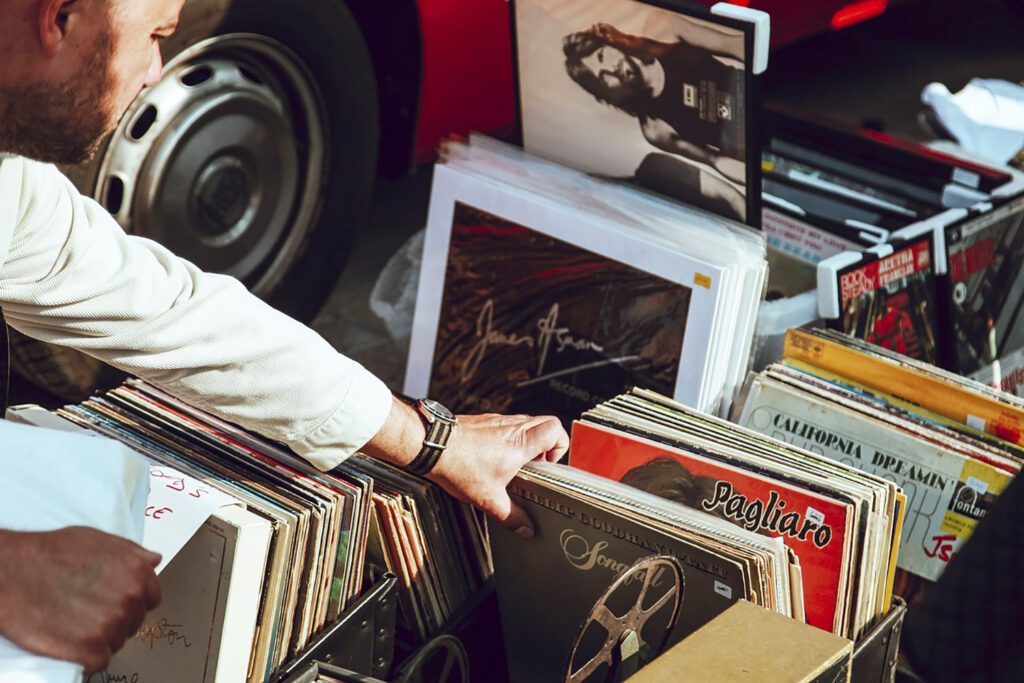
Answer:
[{"left": 0, "top": 29, "right": 118, "bottom": 165}]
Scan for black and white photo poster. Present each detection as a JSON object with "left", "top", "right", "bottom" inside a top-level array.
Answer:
[{"left": 516, "top": 0, "right": 759, "bottom": 224}]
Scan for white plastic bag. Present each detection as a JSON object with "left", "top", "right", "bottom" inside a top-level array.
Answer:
[{"left": 922, "top": 78, "right": 1024, "bottom": 165}]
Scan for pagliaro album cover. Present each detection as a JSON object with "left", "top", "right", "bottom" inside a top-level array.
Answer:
[
  {"left": 514, "top": 0, "right": 767, "bottom": 226},
  {"left": 818, "top": 233, "right": 939, "bottom": 365},
  {"left": 406, "top": 162, "right": 730, "bottom": 425},
  {"left": 569, "top": 420, "right": 853, "bottom": 634},
  {"left": 940, "top": 194, "right": 1024, "bottom": 390}
]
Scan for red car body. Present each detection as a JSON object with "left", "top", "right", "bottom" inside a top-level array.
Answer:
[{"left": 407, "top": 0, "right": 892, "bottom": 163}]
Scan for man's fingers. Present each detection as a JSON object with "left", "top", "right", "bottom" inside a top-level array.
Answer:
[
  {"left": 139, "top": 548, "right": 162, "bottom": 568},
  {"left": 483, "top": 486, "right": 535, "bottom": 539},
  {"left": 502, "top": 501, "right": 535, "bottom": 539},
  {"left": 523, "top": 416, "right": 570, "bottom": 464},
  {"left": 143, "top": 568, "right": 162, "bottom": 611}
]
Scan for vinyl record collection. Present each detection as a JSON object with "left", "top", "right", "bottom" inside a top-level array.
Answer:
[
  {"left": 569, "top": 388, "right": 902, "bottom": 639},
  {"left": 490, "top": 460, "right": 799, "bottom": 682},
  {"left": 6, "top": 2, "right": 1024, "bottom": 682},
  {"left": 738, "top": 328, "right": 1023, "bottom": 583},
  {"left": 760, "top": 105, "right": 1024, "bottom": 397},
  {"left": 14, "top": 380, "right": 490, "bottom": 683},
  {"left": 405, "top": 135, "right": 767, "bottom": 423}
]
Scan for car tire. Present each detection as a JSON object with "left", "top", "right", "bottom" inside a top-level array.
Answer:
[
  {"left": 17, "top": 0, "right": 378, "bottom": 401},
  {"left": 68, "top": 0, "right": 379, "bottom": 317}
]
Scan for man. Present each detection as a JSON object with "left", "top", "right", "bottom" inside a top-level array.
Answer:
[
  {"left": 0, "top": 0, "right": 569, "bottom": 673},
  {"left": 563, "top": 23, "right": 747, "bottom": 220}
]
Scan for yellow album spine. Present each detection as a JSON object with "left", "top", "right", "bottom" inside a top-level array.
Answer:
[{"left": 783, "top": 329, "right": 1024, "bottom": 446}]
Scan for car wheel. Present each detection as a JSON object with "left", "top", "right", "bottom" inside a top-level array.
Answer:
[
  {"left": 68, "top": 0, "right": 379, "bottom": 317},
  {"left": 17, "top": 0, "right": 378, "bottom": 401}
]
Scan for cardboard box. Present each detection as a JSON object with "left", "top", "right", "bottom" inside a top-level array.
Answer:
[{"left": 631, "top": 600, "right": 853, "bottom": 683}]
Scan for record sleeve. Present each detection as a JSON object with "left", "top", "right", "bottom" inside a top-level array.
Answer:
[
  {"left": 782, "top": 327, "right": 1024, "bottom": 447},
  {"left": 514, "top": 0, "right": 766, "bottom": 225},
  {"left": 817, "top": 234, "right": 939, "bottom": 364},
  {"left": 406, "top": 162, "right": 729, "bottom": 423},
  {"left": 490, "top": 463, "right": 764, "bottom": 682},
  {"left": 569, "top": 420, "right": 852, "bottom": 633},
  {"left": 739, "top": 371, "right": 1015, "bottom": 581},
  {"left": 940, "top": 194, "right": 1024, "bottom": 389}
]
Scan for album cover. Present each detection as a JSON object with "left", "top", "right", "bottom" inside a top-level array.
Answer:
[
  {"left": 820, "top": 237, "right": 939, "bottom": 364},
  {"left": 942, "top": 194, "right": 1024, "bottom": 383},
  {"left": 569, "top": 420, "right": 853, "bottom": 633},
  {"left": 429, "top": 202, "right": 690, "bottom": 422},
  {"left": 515, "top": 0, "right": 762, "bottom": 225},
  {"left": 739, "top": 370, "right": 1015, "bottom": 581},
  {"left": 781, "top": 327, "right": 1024, "bottom": 447},
  {"left": 406, "top": 162, "right": 734, "bottom": 423},
  {"left": 490, "top": 464, "right": 764, "bottom": 682}
]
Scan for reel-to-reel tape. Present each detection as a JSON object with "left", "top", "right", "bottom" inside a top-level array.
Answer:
[{"left": 565, "top": 555, "right": 685, "bottom": 683}]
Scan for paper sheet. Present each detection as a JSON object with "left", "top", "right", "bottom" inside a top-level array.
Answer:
[
  {"left": 0, "top": 419, "right": 149, "bottom": 682},
  {"left": 0, "top": 418, "right": 242, "bottom": 680},
  {"left": 144, "top": 464, "right": 239, "bottom": 573}
]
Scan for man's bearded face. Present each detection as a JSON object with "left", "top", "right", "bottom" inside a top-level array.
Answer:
[{"left": 0, "top": 29, "right": 117, "bottom": 165}]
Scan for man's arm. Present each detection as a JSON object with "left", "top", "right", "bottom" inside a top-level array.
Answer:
[
  {"left": 0, "top": 157, "right": 568, "bottom": 532},
  {"left": 0, "top": 156, "right": 396, "bottom": 470},
  {"left": 0, "top": 527, "right": 161, "bottom": 673}
]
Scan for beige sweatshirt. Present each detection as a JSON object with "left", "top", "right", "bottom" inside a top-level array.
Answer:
[{"left": 0, "top": 153, "right": 393, "bottom": 471}]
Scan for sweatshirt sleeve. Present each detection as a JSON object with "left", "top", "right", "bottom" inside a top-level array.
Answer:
[{"left": 0, "top": 155, "right": 393, "bottom": 470}]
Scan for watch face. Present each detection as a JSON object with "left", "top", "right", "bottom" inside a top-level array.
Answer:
[{"left": 421, "top": 398, "right": 456, "bottom": 422}]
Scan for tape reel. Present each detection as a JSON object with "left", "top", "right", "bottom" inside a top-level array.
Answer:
[{"left": 565, "top": 554, "right": 684, "bottom": 682}]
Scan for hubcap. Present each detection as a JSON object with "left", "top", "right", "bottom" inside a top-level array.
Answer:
[{"left": 95, "top": 34, "right": 326, "bottom": 296}]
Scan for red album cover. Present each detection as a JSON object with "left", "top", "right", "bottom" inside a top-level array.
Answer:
[
  {"left": 569, "top": 420, "right": 854, "bottom": 633},
  {"left": 838, "top": 239, "right": 939, "bottom": 364}
]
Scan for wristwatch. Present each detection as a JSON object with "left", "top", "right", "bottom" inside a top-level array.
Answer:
[{"left": 404, "top": 398, "right": 457, "bottom": 476}]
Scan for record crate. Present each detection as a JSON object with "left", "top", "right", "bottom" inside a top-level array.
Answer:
[
  {"left": 753, "top": 103, "right": 1024, "bottom": 382},
  {"left": 276, "top": 574, "right": 904, "bottom": 683},
  {"left": 278, "top": 579, "right": 504, "bottom": 683},
  {"left": 851, "top": 597, "right": 907, "bottom": 683},
  {"left": 272, "top": 574, "right": 398, "bottom": 682}
]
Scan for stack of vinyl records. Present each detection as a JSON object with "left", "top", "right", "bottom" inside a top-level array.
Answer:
[
  {"left": 405, "top": 135, "right": 768, "bottom": 424},
  {"left": 489, "top": 460, "right": 800, "bottom": 682},
  {"left": 737, "top": 328, "right": 1023, "bottom": 588},
  {"left": 567, "top": 388, "right": 902, "bottom": 640},
  {"left": 342, "top": 456, "right": 492, "bottom": 641},
  {"left": 760, "top": 105, "right": 1024, "bottom": 398},
  {"left": 761, "top": 103, "right": 1021, "bottom": 286},
  {"left": 15, "top": 379, "right": 490, "bottom": 681}
]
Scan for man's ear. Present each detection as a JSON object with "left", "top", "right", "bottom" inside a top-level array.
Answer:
[{"left": 38, "top": 0, "right": 81, "bottom": 56}]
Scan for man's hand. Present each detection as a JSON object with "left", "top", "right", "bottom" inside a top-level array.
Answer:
[
  {"left": 0, "top": 526, "right": 162, "bottom": 673},
  {"left": 363, "top": 398, "right": 570, "bottom": 538},
  {"left": 426, "top": 413, "right": 569, "bottom": 537}
]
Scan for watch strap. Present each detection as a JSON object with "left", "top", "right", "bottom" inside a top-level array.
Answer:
[{"left": 403, "top": 399, "right": 456, "bottom": 476}]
